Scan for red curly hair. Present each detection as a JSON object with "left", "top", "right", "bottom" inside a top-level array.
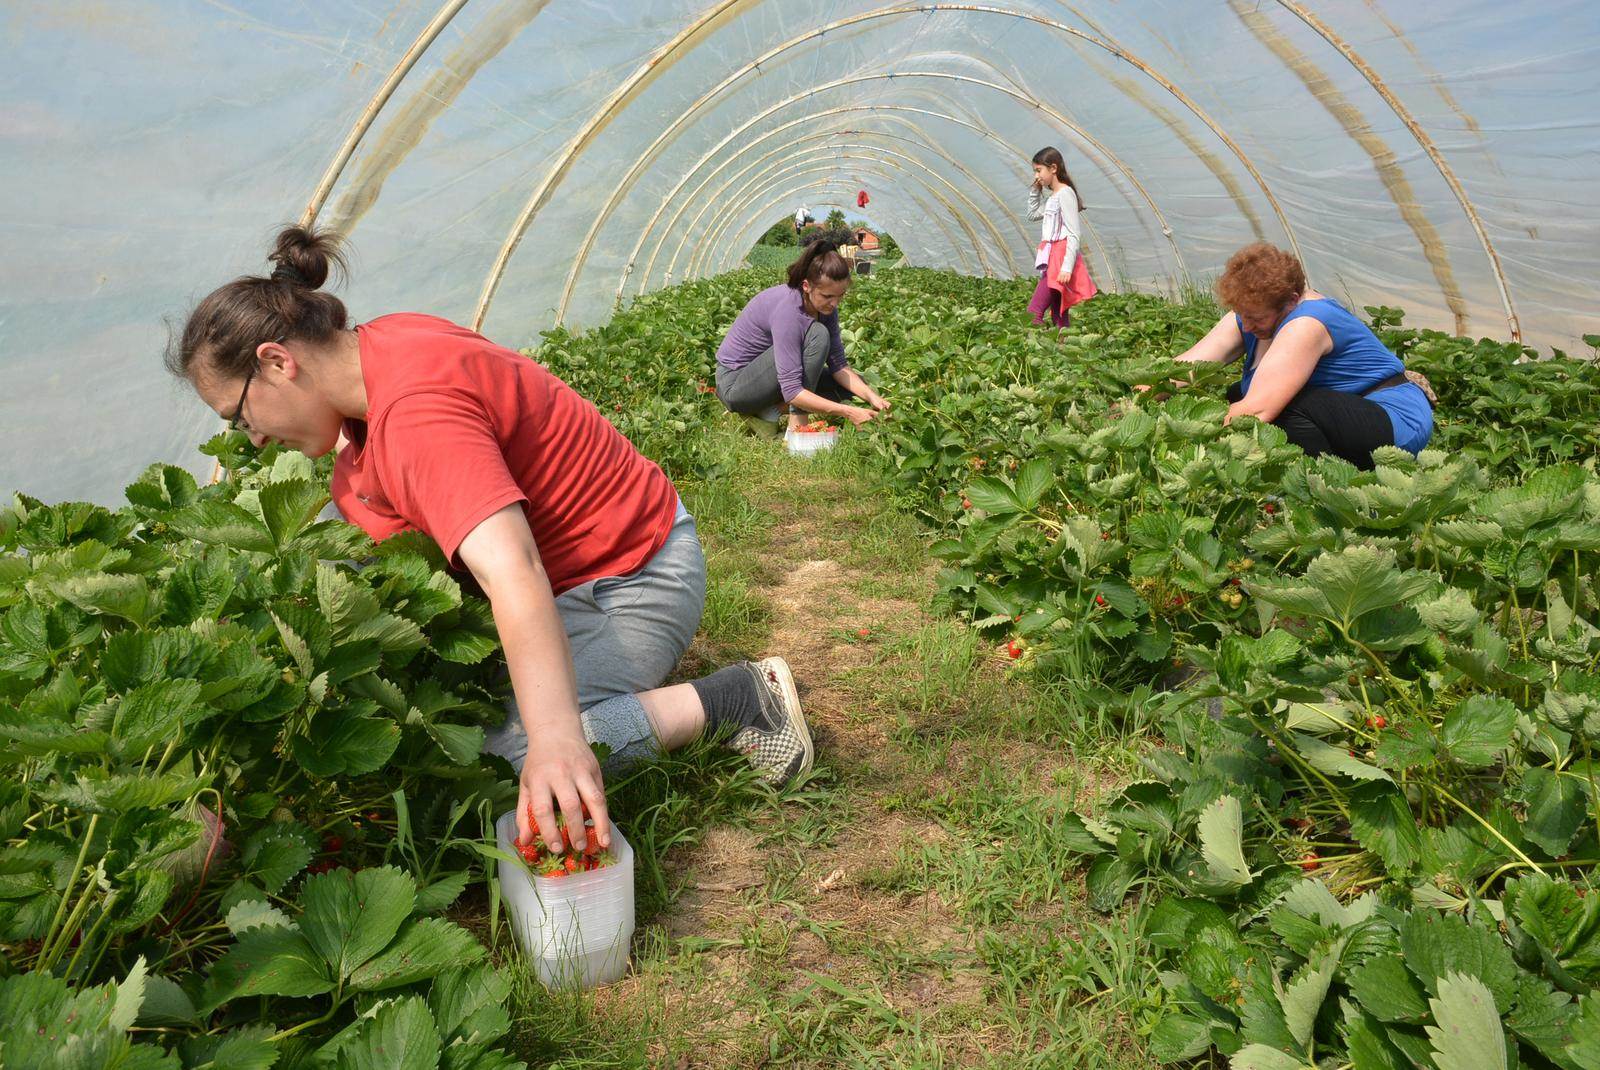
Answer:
[{"left": 1215, "top": 242, "right": 1306, "bottom": 314}]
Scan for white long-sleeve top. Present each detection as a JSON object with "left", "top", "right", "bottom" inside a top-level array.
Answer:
[{"left": 1027, "top": 184, "right": 1081, "bottom": 273}]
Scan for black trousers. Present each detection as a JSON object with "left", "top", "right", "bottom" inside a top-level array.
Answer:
[{"left": 1228, "top": 383, "right": 1394, "bottom": 470}]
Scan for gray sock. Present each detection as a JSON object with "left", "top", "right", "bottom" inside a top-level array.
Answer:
[{"left": 691, "top": 663, "right": 764, "bottom": 733}]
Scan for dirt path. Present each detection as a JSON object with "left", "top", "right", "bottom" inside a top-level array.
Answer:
[
  {"left": 631, "top": 454, "right": 1001, "bottom": 1065},
  {"left": 563, "top": 440, "right": 1148, "bottom": 1069}
]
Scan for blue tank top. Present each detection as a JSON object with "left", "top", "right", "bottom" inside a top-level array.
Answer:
[{"left": 1237, "top": 298, "right": 1433, "bottom": 454}]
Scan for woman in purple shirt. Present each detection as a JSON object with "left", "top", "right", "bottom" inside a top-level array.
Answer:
[{"left": 715, "top": 242, "right": 890, "bottom": 431}]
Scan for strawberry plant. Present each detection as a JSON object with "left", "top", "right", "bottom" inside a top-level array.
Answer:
[
  {"left": 808, "top": 271, "right": 1600, "bottom": 1067},
  {"left": 1, "top": 448, "right": 522, "bottom": 1062},
  {"left": 1140, "top": 874, "right": 1600, "bottom": 1067}
]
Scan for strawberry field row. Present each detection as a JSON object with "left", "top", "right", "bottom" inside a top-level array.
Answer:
[{"left": 841, "top": 272, "right": 1600, "bottom": 1069}]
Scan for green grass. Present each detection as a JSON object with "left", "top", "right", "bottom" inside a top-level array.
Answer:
[{"left": 743, "top": 244, "right": 799, "bottom": 272}]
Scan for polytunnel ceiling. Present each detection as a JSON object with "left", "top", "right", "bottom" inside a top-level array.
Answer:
[
  {"left": 2, "top": 0, "right": 1596, "bottom": 505},
  {"left": 299, "top": 0, "right": 1518, "bottom": 336}
]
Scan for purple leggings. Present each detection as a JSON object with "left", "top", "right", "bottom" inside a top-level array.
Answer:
[{"left": 1027, "top": 269, "right": 1069, "bottom": 328}]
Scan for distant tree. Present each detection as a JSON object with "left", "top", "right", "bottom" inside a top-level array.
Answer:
[
  {"left": 756, "top": 218, "right": 798, "bottom": 247},
  {"left": 803, "top": 226, "right": 856, "bottom": 249},
  {"left": 823, "top": 208, "right": 848, "bottom": 230}
]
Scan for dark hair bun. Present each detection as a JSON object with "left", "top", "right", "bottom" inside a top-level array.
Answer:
[{"left": 267, "top": 225, "right": 346, "bottom": 290}]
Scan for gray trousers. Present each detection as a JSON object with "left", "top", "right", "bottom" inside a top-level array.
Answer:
[
  {"left": 715, "top": 320, "right": 851, "bottom": 414},
  {"left": 483, "top": 500, "right": 707, "bottom": 772}
]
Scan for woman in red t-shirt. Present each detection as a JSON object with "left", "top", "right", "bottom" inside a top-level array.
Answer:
[{"left": 167, "top": 226, "right": 815, "bottom": 857}]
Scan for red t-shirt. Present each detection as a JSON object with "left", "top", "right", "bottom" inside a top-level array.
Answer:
[{"left": 331, "top": 313, "right": 678, "bottom": 595}]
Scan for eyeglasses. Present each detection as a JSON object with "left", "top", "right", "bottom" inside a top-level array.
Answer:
[{"left": 227, "top": 363, "right": 258, "bottom": 434}]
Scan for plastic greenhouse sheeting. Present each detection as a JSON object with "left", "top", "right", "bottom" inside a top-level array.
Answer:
[{"left": 3, "top": 1, "right": 1596, "bottom": 504}]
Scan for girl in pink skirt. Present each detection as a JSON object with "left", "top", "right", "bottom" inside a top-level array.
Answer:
[{"left": 1026, "top": 147, "right": 1097, "bottom": 329}]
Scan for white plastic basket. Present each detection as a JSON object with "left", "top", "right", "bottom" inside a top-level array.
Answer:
[
  {"left": 495, "top": 811, "right": 635, "bottom": 989},
  {"left": 784, "top": 427, "right": 839, "bottom": 456}
]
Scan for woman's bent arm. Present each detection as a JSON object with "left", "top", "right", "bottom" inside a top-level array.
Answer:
[
  {"left": 832, "top": 367, "right": 890, "bottom": 411},
  {"left": 1176, "top": 312, "right": 1247, "bottom": 365},
  {"left": 788, "top": 387, "right": 876, "bottom": 426}
]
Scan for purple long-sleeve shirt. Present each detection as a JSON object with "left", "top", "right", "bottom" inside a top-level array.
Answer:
[{"left": 715, "top": 283, "right": 848, "bottom": 402}]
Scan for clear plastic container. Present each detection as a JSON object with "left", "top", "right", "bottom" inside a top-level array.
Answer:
[
  {"left": 784, "top": 427, "right": 839, "bottom": 456},
  {"left": 494, "top": 811, "right": 635, "bottom": 989}
]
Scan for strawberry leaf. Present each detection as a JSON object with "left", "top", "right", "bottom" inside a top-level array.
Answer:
[
  {"left": 1348, "top": 783, "right": 1422, "bottom": 873},
  {"left": 1439, "top": 695, "right": 1515, "bottom": 767},
  {"left": 200, "top": 925, "right": 334, "bottom": 1011},
  {"left": 300, "top": 867, "right": 416, "bottom": 982},
  {"left": 347, "top": 917, "right": 484, "bottom": 993},
  {"left": 1425, "top": 972, "right": 1507, "bottom": 1070},
  {"left": 1196, "top": 794, "right": 1252, "bottom": 887},
  {"left": 329, "top": 995, "right": 440, "bottom": 1070}
]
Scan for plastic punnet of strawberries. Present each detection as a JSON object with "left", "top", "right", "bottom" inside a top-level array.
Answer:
[{"left": 517, "top": 809, "right": 616, "bottom": 878}]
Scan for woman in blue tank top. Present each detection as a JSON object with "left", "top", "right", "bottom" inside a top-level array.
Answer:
[{"left": 1170, "top": 243, "right": 1433, "bottom": 469}]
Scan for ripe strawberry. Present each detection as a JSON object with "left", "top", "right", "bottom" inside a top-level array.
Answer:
[
  {"left": 1263, "top": 502, "right": 1277, "bottom": 515},
  {"left": 1094, "top": 594, "right": 1107, "bottom": 607},
  {"left": 321, "top": 835, "right": 343, "bottom": 854},
  {"left": 856, "top": 628, "right": 870, "bottom": 638},
  {"left": 1298, "top": 853, "right": 1320, "bottom": 871},
  {"left": 961, "top": 497, "right": 972, "bottom": 510},
  {"left": 1006, "top": 639, "right": 1024, "bottom": 659},
  {"left": 1369, "top": 715, "right": 1387, "bottom": 730}
]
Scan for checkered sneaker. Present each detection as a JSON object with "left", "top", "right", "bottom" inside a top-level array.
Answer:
[{"left": 726, "top": 656, "right": 814, "bottom": 788}]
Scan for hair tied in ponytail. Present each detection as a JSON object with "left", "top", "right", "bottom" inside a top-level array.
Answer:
[{"left": 786, "top": 238, "right": 852, "bottom": 289}]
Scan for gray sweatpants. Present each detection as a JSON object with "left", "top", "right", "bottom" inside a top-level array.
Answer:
[
  {"left": 483, "top": 500, "right": 706, "bottom": 772},
  {"left": 715, "top": 320, "right": 852, "bottom": 414}
]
